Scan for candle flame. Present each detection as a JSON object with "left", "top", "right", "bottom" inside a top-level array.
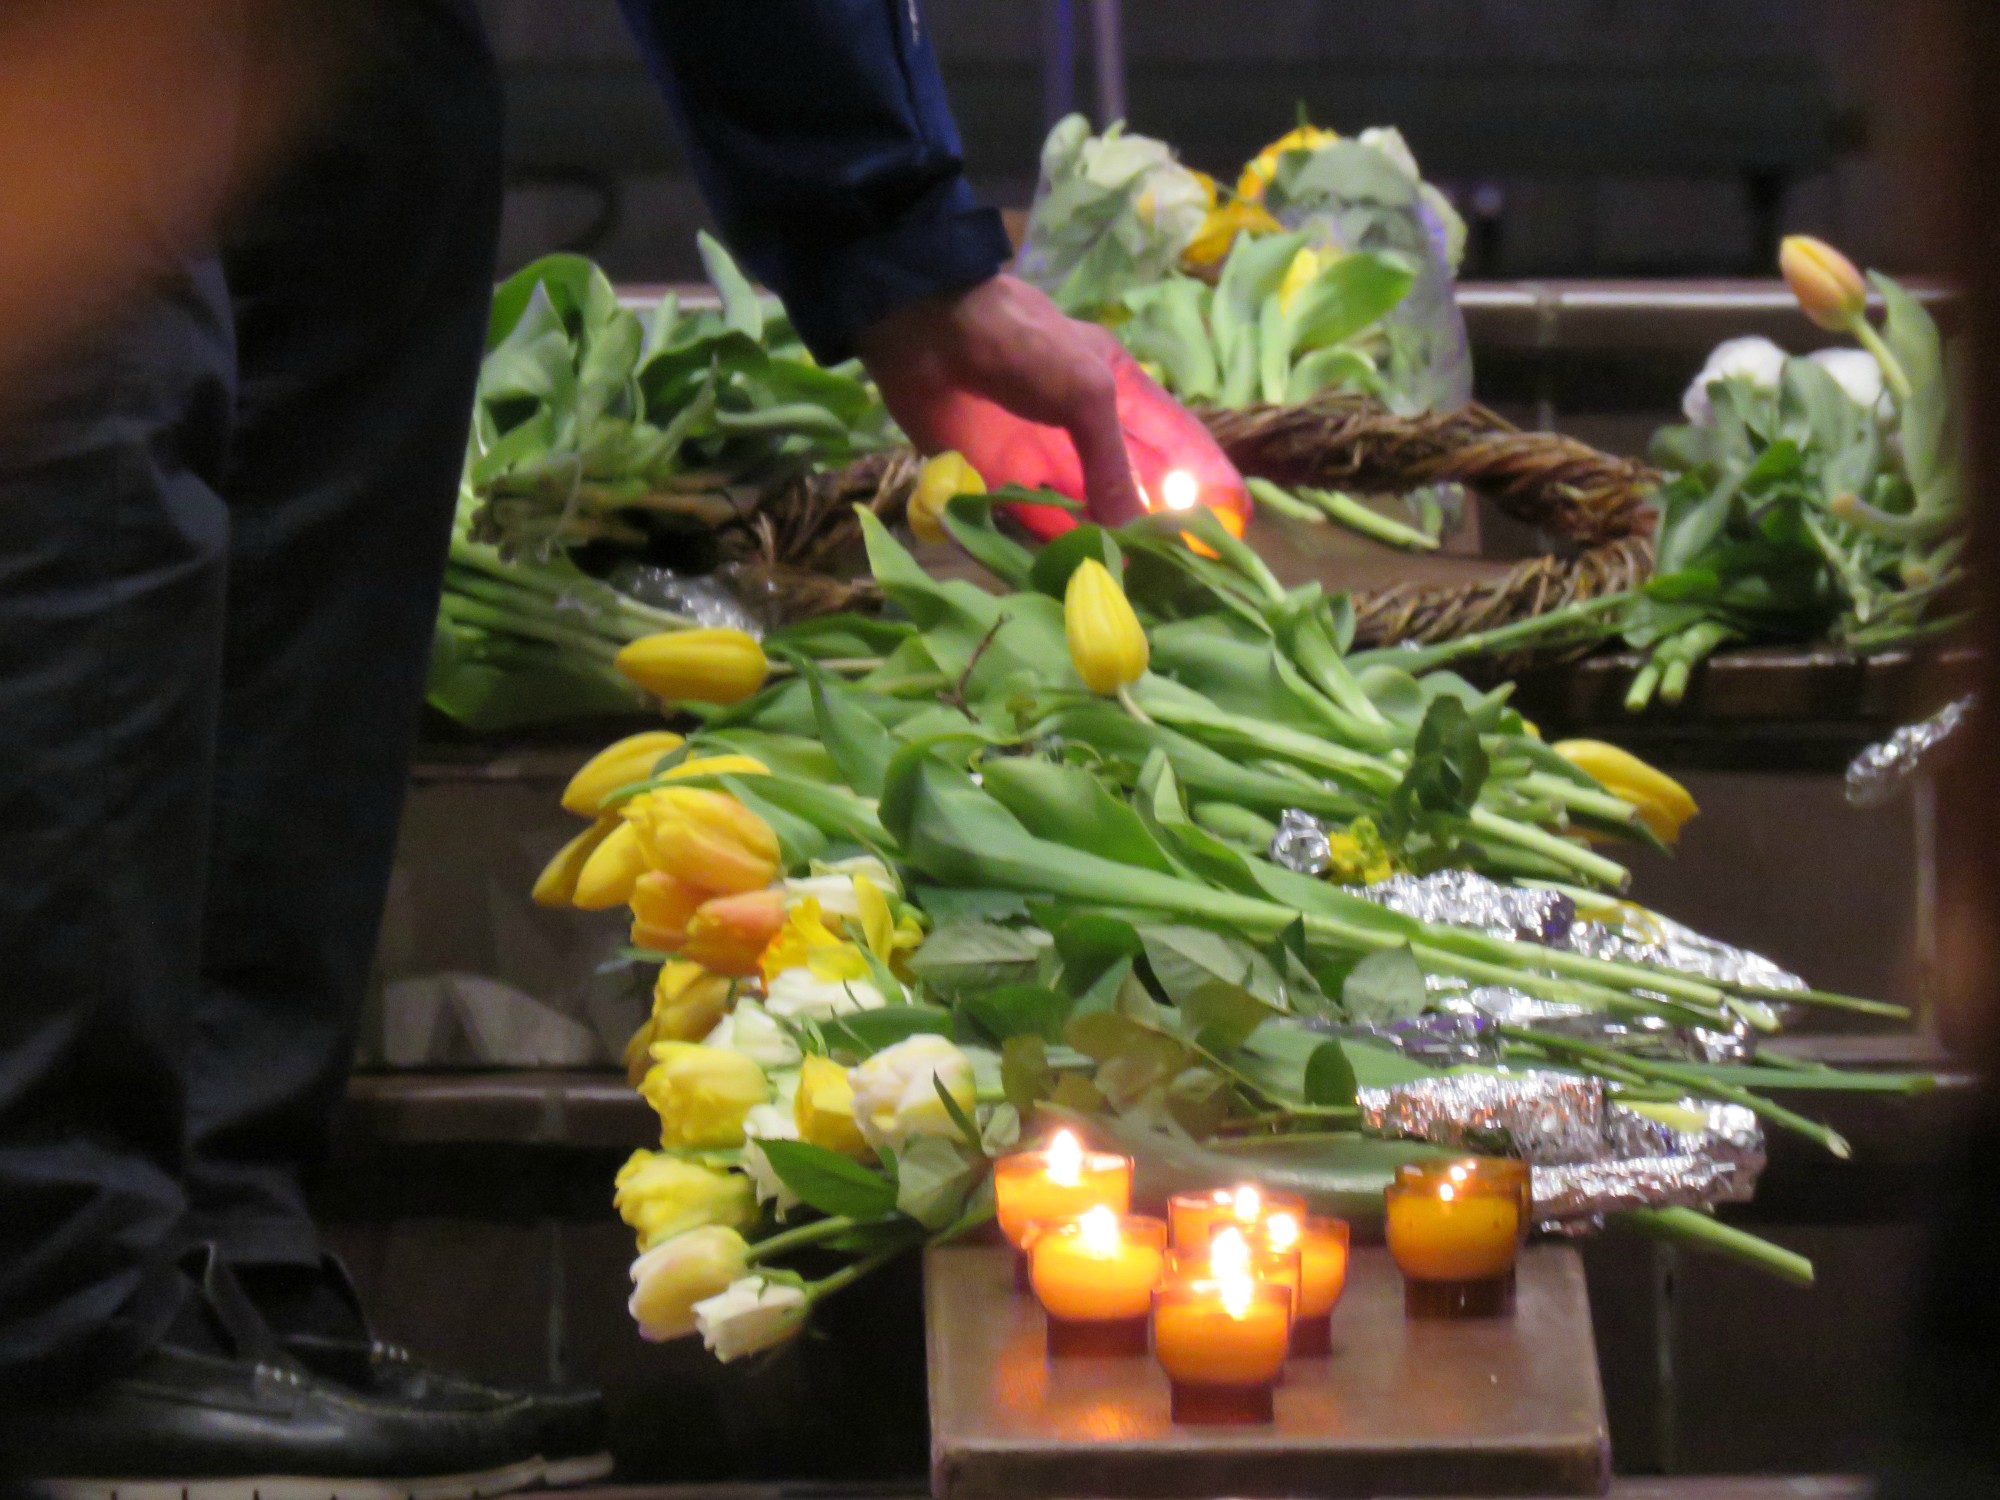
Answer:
[
  {"left": 1266, "top": 1213, "right": 1300, "bottom": 1252},
  {"left": 1047, "top": 1129, "right": 1083, "bottom": 1187},
  {"left": 1078, "top": 1204, "right": 1121, "bottom": 1255},
  {"left": 1211, "top": 1225, "right": 1252, "bottom": 1281},
  {"left": 1220, "top": 1272, "right": 1254, "bottom": 1320},
  {"left": 1232, "top": 1185, "right": 1261, "bottom": 1222},
  {"left": 1160, "top": 468, "right": 1200, "bottom": 512},
  {"left": 1439, "top": 1182, "right": 1456, "bottom": 1202},
  {"left": 1448, "top": 1162, "right": 1470, "bottom": 1182}
]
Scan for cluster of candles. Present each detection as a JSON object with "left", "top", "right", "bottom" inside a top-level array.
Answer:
[{"left": 993, "top": 1131, "right": 1529, "bottom": 1424}]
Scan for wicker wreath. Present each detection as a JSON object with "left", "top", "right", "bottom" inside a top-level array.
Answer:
[{"left": 729, "top": 396, "right": 1660, "bottom": 646}]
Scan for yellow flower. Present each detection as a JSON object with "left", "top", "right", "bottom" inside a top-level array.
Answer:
[
  {"left": 628, "top": 870, "right": 706, "bottom": 952},
  {"left": 1553, "top": 739, "right": 1700, "bottom": 845},
  {"left": 661, "top": 753, "right": 770, "bottom": 782},
  {"left": 1065, "top": 559, "right": 1149, "bottom": 695},
  {"left": 1278, "top": 244, "right": 1341, "bottom": 312},
  {"left": 1181, "top": 196, "right": 1283, "bottom": 271},
  {"left": 615, "top": 628, "right": 769, "bottom": 706},
  {"left": 572, "top": 818, "right": 648, "bottom": 911},
  {"left": 1779, "top": 235, "right": 1868, "bottom": 333},
  {"left": 639, "top": 1042, "right": 770, "bottom": 1149},
  {"left": 628, "top": 1226, "right": 751, "bottom": 1341},
  {"left": 795, "top": 1055, "right": 872, "bottom": 1159},
  {"left": 613, "top": 1150, "right": 755, "bottom": 1251},
  {"left": 1323, "top": 817, "right": 1396, "bottom": 886},
  {"left": 683, "top": 887, "right": 789, "bottom": 978},
  {"left": 624, "top": 787, "right": 781, "bottom": 895},
  {"left": 624, "top": 961, "right": 737, "bottom": 1084},
  {"left": 854, "top": 875, "right": 924, "bottom": 969},
  {"left": 759, "top": 897, "right": 870, "bottom": 985},
  {"left": 1236, "top": 123, "right": 1340, "bottom": 202},
  {"left": 909, "top": 451, "right": 985, "bottom": 546},
  {"left": 532, "top": 817, "right": 617, "bottom": 908},
  {"left": 560, "top": 731, "right": 685, "bottom": 817}
]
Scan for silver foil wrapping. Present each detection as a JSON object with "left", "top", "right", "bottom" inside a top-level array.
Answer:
[
  {"left": 604, "top": 565, "right": 763, "bottom": 634},
  {"left": 1846, "top": 694, "right": 1973, "bottom": 808},
  {"left": 1270, "top": 808, "right": 1334, "bottom": 876},
  {"left": 1356, "top": 1068, "right": 1766, "bottom": 1222}
]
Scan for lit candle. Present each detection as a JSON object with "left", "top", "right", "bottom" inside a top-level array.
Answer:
[
  {"left": 1385, "top": 1157, "right": 1524, "bottom": 1319},
  {"left": 1030, "top": 1206, "right": 1168, "bottom": 1357},
  {"left": 1152, "top": 1228, "right": 1292, "bottom": 1424},
  {"left": 1167, "top": 1183, "right": 1307, "bottom": 1256},
  {"left": 1262, "top": 1213, "right": 1350, "bottom": 1355},
  {"left": 993, "top": 1130, "right": 1133, "bottom": 1251}
]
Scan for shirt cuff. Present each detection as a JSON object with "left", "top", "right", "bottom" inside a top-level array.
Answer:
[{"left": 781, "top": 205, "right": 1013, "bottom": 365}]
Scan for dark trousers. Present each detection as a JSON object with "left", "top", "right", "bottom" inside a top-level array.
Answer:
[{"left": 0, "top": 1, "right": 503, "bottom": 1388}]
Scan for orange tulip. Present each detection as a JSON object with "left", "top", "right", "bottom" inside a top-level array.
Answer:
[
  {"left": 682, "top": 888, "right": 787, "bottom": 978},
  {"left": 1779, "top": 235, "right": 1867, "bottom": 333},
  {"left": 629, "top": 870, "right": 707, "bottom": 952}
]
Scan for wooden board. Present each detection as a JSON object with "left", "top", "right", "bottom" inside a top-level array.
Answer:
[{"left": 926, "top": 1244, "right": 1610, "bottom": 1500}]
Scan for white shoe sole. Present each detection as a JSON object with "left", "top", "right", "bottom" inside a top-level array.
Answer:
[
  {"left": 536, "top": 1453, "right": 612, "bottom": 1489},
  {"left": 27, "top": 1456, "right": 545, "bottom": 1500}
]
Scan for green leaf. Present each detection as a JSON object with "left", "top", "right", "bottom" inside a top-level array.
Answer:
[
  {"left": 1001, "top": 1035, "right": 1055, "bottom": 1113},
  {"left": 933, "top": 1074, "right": 987, "bottom": 1154},
  {"left": 939, "top": 494, "right": 1037, "bottom": 590},
  {"left": 1139, "top": 924, "right": 1280, "bottom": 1050},
  {"left": 1291, "top": 250, "right": 1416, "bottom": 351},
  {"left": 1304, "top": 1039, "right": 1358, "bottom": 1107},
  {"left": 765, "top": 612, "right": 914, "bottom": 660},
  {"left": 1341, "top": 947, "right": 1428, "bottom": 1025},
  {"left": 906, "top": 921, "right": 1051, "bottom": 992},
  {"left": 697, "top": 230, "right": 764, "bottom": 341},
  {"left": 755, "top": 1140, "right": 898, "bottom": 1219},
  {"left": 821, "top": 1005, "right": 956, "bottom": 1057},
  {"left": 1052, "top": 912, "right": 1145, "bottom": 996},
  {"left": 1028, "top": 522, "right": 1124, "bottom": 598},
  {"left": 961, "top": 983, "right": 1073, "bottom": 1044},
  {"left": 798, "top": 661, "right": 896, "bottom": 799},
  {"left": 978, "top": 756, "right": 1179, "bottom": 877},
  {"left": 895, "top": 1136, "right": 982, "bottom": 1229}
]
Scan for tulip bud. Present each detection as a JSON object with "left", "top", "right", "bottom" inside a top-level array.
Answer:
[
  {"left": 626, "top": 787, "right": 781, "bottom": 895},
  {"left": 616, "top": 628, "right": 770, "bottom": 706},
  {"left": 561, "top": 731, "right": 685, "bottom": 817},
  {"left": 909, "top": 451, "right": 985, "bottom": 545},
  {"left": 1064, "top": 559, "right": 1149, "bottom": 695},
  {"left": 640, "top": 1042, "right": 770, "bottom": 1149},
  {"left": 1553, "top": 739, "right": 1700, "bottom": 845},
  {"left": 532, "top": 817, "right": 617, "bottom": 908},
  {"left": 629, "top": 871, "right": 706, "bottom": 953},
  {"left": 1779, "top": 236, "right": 1867, "bottom": 333},
  {"left": 682, "top": 887, "right": 788, "bottom": 977},
  {"left": 795, "top": 1054, "right": 873, "bottom": 1159},
  {"left": 614, "top": 1149, "right": 756, "bottom": 1251},
  {"left": 629, "top": 1226, "right": 752, "bottom": 1342},
  {"left": 623, "top": 961, "right": 738, "bottom": 1083},
  {"left": 572, "top": 818, "right": 648, "bottom": 910},
  {"left": 692, "top": 1276, "right": 808, "bottom": 1362}
]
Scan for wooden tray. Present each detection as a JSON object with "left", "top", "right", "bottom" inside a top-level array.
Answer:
[{"left": 926, "top": 1244, "right": 1611, "bottom": 1500}]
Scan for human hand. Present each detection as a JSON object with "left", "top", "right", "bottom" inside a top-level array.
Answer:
[{"left": 856, "top": 273, "right": 1248, "bottom": 537}]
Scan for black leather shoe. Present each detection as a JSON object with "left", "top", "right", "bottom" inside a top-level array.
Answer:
[
  {"left": 0, "top": 1248, "right": 542, "bottom": 1500},
  {"left": 250, "top": 1255, "right": 611, "bottom": 1488}
]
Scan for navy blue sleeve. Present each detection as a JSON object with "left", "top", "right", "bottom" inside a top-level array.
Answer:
[{"left": 616, "top": 0, "right": 1013, "bottom": 364}]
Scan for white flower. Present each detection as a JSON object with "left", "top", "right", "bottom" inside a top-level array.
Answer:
[
  {"left": 847, "top": 1035, "right": 977, "bottom": 1154},
  {"left": 1807, "top": 347, "right": 1889, "bottom": 419},
  {"left": 704, "top": 999, "right": 802, "bottom": 1069},
  {"left": 1358, "top": 125, "right": 1422, "bottom": 182},
  {"left": 739, "top": 1102, "right": 803, "bottom": 1214},
  {"left": 1079, "top": 128, "right": 1177, "bottom": 192},
  {"left": 693, "top": 1276, "right": 808, "bottom": 1362},
  {"left": 763, "top": 968, "right": 887, "bottom": 1022},
  {"left": 1682, "top": 336, "right": 1788, "bottom": 426}
]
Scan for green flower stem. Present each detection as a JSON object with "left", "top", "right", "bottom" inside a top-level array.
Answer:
[
  {"left": 1498, "top": 1025, "right": 1851, "bottom": 1158},
  {"left": 1611, "top": 1206, "right": 1815, "bottom": 1287},
  {"left": 1351, "top": 592, "right": 1632, "bottom": 676},
  {"left": 1849, "top": 316, "right": 1915, "bottom": 406},
  {"left": 803, "top": 1232, "right": 927, "bottom": 1305},
  {"left": 1285, "top": 621, "right": 1393, "bottom": 732},
  {"left": 1516, "top": 772, "right": 1642, "bottom": 827},
  {"left": 1117, "top": 682, "right": 1156, "bottom": 726},
  {"left": 1467, "top": 807, "right": 1631, "bottom": 890},
  {"left": 1413, "top": 944, "right": 1725, "bottom": 1031},
  {"left": 1659, "top": 621, "right": 1734, "bottom": 705},
  {"left": 1296, "top": 486, "right": 1442, "bottom": 552},
  {"left": 438, "top": 594, "right": 622, "bottom": 662},
  {"left": 744, "top": 1214, "right": 865, "bottom": 1264},
  {"left": 1624, "top": 657, "right": 1663, "bottom": 713},
  {"left": 1728, "top": 983, "right": 1910, "bottom": 1021},
  {"left": 1242, "top": 476, "right": 1327, "bottom": 523}
]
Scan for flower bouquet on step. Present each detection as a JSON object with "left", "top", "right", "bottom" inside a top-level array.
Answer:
[{"left": 535, "top": 481, "right": 1925, "bottom": 1361}]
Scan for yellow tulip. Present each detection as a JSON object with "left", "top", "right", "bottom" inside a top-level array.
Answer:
[
  {"left": 1181, "top": 196, "right": 1283, "bottom": 271},
  {"left": 628, "top": 1226, "right": 751, "bottom": 1341},
  {"left": 560, "top": 731, "right": 685, "bottom": 817},
  {"left": 624, "top": 787, "right": 781, "bottom": 895},
  {"left": 624, "top": 961, "right": 738, "bottom": 1083},
  {"left": 629, "top": 870, "right": 706, "bottom": 952},
  {"left": 1779, "top": 235, "right": 1867, "bottom": 333},
  {"left": 683, "top": 887, "right": 789, "bottom": 978},
  {"left": 854, "top": 875, "right": 924, "bottom": 969},
  {"left": 531, "top": 817, "right": 617, "bottom": 908},
  {"left": 1236, "top": 123, "right": 1340, "bottom": 202},
  {"left": 794, "top": 1054, "right": 872, "bottom": 1159},
  {"left": 615, "top": 628, "right": 769, "bottom": 705},
  {"left": 572, "top": 818, "right": 648, "bottom": 910},
  {"left": 1278, "top": 244, "right": 1340, "bottom": 312},
  {"left": 661, "top": 753, "right": 770, "bottom": 782},
  {"left": 639, "top": 1042, "right": 769, "bottom": 1149},
  {"left": 1064, "top": 559, "right": 1149, "bottom": 695},
  {"left": 613, "top": 1149, "right": 756, "bottom": 1251},
  {"left": 909, "top": 451, "right": 985, "bottom": 546},
  {"left": 759, "top": 897, "right": 869, "bottom": 985},
  {"left": 1552, "top": 739, "right": 1700, "bottom": 845}
]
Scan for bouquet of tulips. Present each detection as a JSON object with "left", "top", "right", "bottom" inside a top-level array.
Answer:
[{"left": 535, "top": 483, "right": 1919, "bottom": 1363}]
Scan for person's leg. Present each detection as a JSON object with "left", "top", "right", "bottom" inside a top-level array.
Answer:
[
  {"left": 0, "top": 265, "right": 234, "bottom": 1389},
  {"left": 183, "top": 0, "right": 505, "bottom": 1264}
]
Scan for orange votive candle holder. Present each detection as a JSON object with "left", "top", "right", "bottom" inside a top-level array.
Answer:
[
  {"left": 1166, "top": 1183, "right": 1306, "bottom": 1256},
  {"left": 1029, "top": 1208, "right": 1168, "bottom": 1357},
  {"left": 1385, "top": 1157, "right": 1524, "bottom": 1319},
  {"left": 993, "top": 1130, "right": 1133, "bottom": 1253},
  {"left": 1257, "top": 1212, "right": 1350, "bottom": 1355},
  {"left": 1152, "top": 1275, "right": 1293, "bottom": 1424}
]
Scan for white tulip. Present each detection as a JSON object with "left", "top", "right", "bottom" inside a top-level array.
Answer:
[
  {"left": 763, "top": 969, "right": 886, "bottom": 1022},
  {"left": 1358, "top": 126, "right": 1422, "bottom": 182},
  {"left": 739, "top": 1102, "right": 803, "bottom": 1214},
  {"left": 704, "top": 999, "right": 801, "bottom": 1069},
  {"left": 846, "top": 1035, "right": 977, "bottom": 1154},
  {"left": 1682, "top": 336, "right": 1788, "bottom": 426},
  {"left": 1807, "top": 347, "right": 1890, "bottom": 419},
  {"left": 693, "top": 1276, "right": 808, "bottom": 1362}
]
